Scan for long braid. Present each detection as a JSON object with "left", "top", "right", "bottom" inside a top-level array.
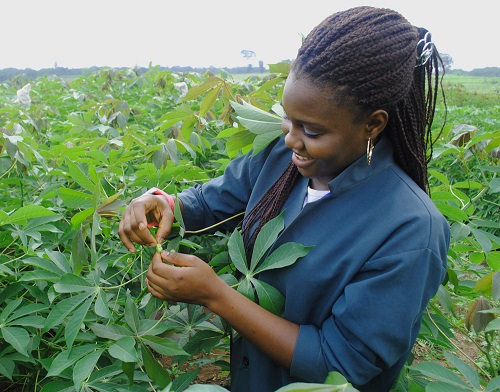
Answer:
[{"left": 242, "top": 162, "right": 300, "bottom": 259}]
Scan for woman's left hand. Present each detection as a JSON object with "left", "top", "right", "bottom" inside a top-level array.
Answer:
[{"left": 146, "top": 251, "right": 223, "bottom": 306}]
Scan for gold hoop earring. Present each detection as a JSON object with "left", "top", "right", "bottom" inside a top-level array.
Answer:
[{"left": 366, "top": 137, "right": 374, "bottom": 166}]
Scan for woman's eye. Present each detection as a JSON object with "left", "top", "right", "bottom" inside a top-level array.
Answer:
[{"left": 304, "top": 128, "right": 319, "bottom": 138}]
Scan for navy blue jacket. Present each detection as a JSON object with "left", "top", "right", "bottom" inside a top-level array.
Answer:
[{"left": 179, "top": 136, "right": 449, "bottom": 391}]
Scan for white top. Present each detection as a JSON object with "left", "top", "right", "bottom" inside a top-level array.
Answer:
[{"left": 304, "top": 186, "right": 330, "bottom": 206}]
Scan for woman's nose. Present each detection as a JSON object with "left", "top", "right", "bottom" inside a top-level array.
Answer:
[{"left": 282, "top": 118, "right": 302, "bottom": 150}]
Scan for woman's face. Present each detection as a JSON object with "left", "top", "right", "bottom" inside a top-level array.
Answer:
[{"left": 281, "top": 73, "right": 376, "bottom": 190}]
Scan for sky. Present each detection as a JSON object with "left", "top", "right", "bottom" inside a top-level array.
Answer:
[{"left": 1, "top": 0, "right": 498, "bottom": 71}]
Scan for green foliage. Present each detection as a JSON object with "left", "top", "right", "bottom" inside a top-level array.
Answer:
[{"left": 1, "top": 66, "right": 499, "bottom": 391}]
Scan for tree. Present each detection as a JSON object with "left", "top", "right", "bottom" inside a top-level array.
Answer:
[
  {"left": 241, "top": 50, "right": 256, "bottom": 61},
  {"left": 440, "top": 53, "right": 453, "bottom": 71}
]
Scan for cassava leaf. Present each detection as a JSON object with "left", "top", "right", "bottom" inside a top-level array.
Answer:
[
  {"left": 228, "top": 229, "right": 248, "bottom": 274},
  {"left": 250, "top": 212, "right": 284, "bottom": 271},
  {"left": 251, "top": 278, "right": 285, "bottom": 316},
  {"left": 108, "top": 337, "right": 140, "bottom": 362},
  {"left": 254, "top": 242, "right": 313, "bottom": 274},
  {"left": 141, "top": 342, "right": 171, "bottom": 388},
  {"left": 140, "top": 335, "right": 188, "bottom": 357},
  {"left": 0, "top": 205, "right": 56, "bottom": 226}
]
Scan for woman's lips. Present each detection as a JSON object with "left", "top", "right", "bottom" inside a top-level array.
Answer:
[{"left": 291, "top": 151, "right": 313, "bottom": 169}]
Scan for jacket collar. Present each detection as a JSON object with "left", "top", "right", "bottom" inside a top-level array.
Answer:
[{"left": 327, "top": 136, "right": 394, "bottom": 197}]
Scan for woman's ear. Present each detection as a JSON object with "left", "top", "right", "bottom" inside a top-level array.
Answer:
[{"left": 366, "top": 110, "right": 389, "bottom": 139}]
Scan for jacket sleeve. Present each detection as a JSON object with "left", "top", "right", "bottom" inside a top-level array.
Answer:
[
  {"left": 290, "top": 247, "right": 447, "bottom": 385},
  {"left": 178, "top": 141, "right": 277, "bottom": 232}
]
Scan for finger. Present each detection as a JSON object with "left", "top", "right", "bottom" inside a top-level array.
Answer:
[
  {"left": 146, "top": 278, "right": 168, "bottom": 300},
  {"left": 156, "top": 208, "right": 174, "bottom": 244},
  {"left": 160, "top": 251, "right": 196, "bottom": 268},
  {"left": 130, "top": 204, "right": 157, "bottom": 246},
  {"left": 118, "top": 219, "right": 136, "bottom": 253}
]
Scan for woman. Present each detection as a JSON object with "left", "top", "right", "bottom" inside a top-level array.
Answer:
[{"left": 118, "top": 6, "right": 450, "bottom": 391}]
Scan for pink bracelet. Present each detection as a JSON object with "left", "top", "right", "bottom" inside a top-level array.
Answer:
[{"left": 147, "top": 187, "right": 175, "bottom": 227}]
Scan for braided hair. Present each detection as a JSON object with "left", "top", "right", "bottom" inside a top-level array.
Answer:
[{"left": 242, "top": 6, "right": 445, "bottom": 254}]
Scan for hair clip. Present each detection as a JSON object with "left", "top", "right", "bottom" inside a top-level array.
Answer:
[{"left": 415, "top": 31, "right": 434, "bottom": 67}]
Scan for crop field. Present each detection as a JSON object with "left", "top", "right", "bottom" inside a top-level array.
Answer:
[{"left": 0, "top": 66, "right": 499, "bottom": 391}]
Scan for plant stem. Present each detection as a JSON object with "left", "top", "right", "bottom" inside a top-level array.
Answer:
[
  {"left": 185, "top": 212, "right": 245, "bottom": 234},
  {"left": 426, "top": 306, "right": 491, "bottom": 380}
]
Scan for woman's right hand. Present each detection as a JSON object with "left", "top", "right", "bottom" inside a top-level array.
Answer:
[{"left": 118, "top": 193, "right": 175, "bottom": 252}]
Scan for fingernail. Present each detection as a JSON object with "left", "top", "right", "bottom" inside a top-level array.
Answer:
[
  {"left": 129, "top": 247, "right": 136, "bottom": 253},
  {"left": 161, "top": 250, "right": 170, "bottom": 258},
  {"left": 139, "top": 222, "right": 146, "bottom": 230}
]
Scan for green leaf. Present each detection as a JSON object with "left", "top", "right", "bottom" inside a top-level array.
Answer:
[
  {"left": 71, "top": 228, "right": 86, "bottom": 275},
  {"left": 141, "top": 335, "right": 189, "bottom": 357},
  {"left": 487, "top": 251, "right": 500, "bottom": 271},
  {"left": 429, "top": 170, "right": 450, "bottom": 186},
  {"left": 411, "top": 361, "right": 470, "bottom": 386},
  {"left": 65, "top": 295, "right": 96, "bottom": 350},
  {"left": 73, "top": 348, "right": 104, "bottom": 391},
  {"left": 45, "top": 250, "right": 72, "bottom": 274},
  {"left": 108, "top": 336, "right": 140, "bottom": 362},
  {"left": 65, "top": 158, "right": 95, "bottom": 193},
  {"left": 425, "top": 382, "right": 471, "bottom": 392},
  {"left": 444, "top": 352, "right": 480, "bottom": 389},
  {"left": 9, "top": 315, "right": 45, "bottom": 328},
  {"left": 22, "top": 256, "right": 68, "bottom": 276},
  {"left": 90, "top": 323, "right": 134, "bottom": 340},
  {"left": 486, "top": 376, "right": 500, "bottom": 391},
  {"left": 182, "top": 76, "right": 222, "bottom": 102},
  {"left": 437, "top": 285, "right": 454, "bottom": 313},
  {"left": 122, "top": 361, "right": 135, "bottom": 386},
  {"left": 228, "top": 229, "right": 248, "bottom": 274},
  {"left": 71, "top": 207, "right": 95, "bottom": 228},
  {"left": 53, "top": 273, "right": 94, "bottom": 293},
  {"left": 182, "top": 330, "right": 224, "bottom": 355},
  {"left": 250, "top": 213, "right": 284, "bottom": 271},
  {"left": 18, "top": 270, "right": 62, "bottom": 282},
  {"left": 236, "top": 117, "right": 282, "bottom": 135},
  {"left": 252, "top": 130, "right": 283, "bottom": 155},
  {"left": 0, "top": 297, "right": 22, "bottom": 323},
  {"left": 39, "top": 381, "right": 74, "bottom": 392},
  {"left": 471, "top": 228, "right": 493, "bottom": 254},
  {"left": 254, "top": 242, "right": 313, "bottom": 274},
  {"left": 237, "top": 278, "right": 255, "bottom": 302},
  {"left": 485, "top": 318, "right": 500, "bottom": 333},
  {"left": 324, "top": 371, "right": 350, "bottom": 385},
  {"left": 125, "top": 294, "right": 140, "bottom": 334},
  {"left": 8, "top": 303, "right": 49, "bottom": 323},
  {"left": 185, "top": 385, "right": 229, "bottom": 391},
  {"left": 94, "top": 289, "right": 111, "bottom": 319},
  {"left": 200, "top": 84, "right": 222, "bottom": 117},
  {"left": 44, "top": 292, "right": 96, "bottom": 331},
  {"left": 252, "top": 278, "right": 285, "bottom": 315},
  {"left": 435, "top": 204, "right": 469, "bottom": 222},
  {"left": 490, "top": 178, "right": 500, "bottom": 193},
  {"left": 141, "top": 342, "right": 171, "bottom": 388},
  {"left": 493, "top": 272, "right": 500, "bottom": 299},
  {"left": 172, "top": 370, "right": 201, "bottom": 391},
  {"left": 0, "top": 357, "right": 15, "bottom": 381},
  {"left": 0, "top": 205, "right": 56, "bottom": 226},
  {"left": 0, "top": 326, "right": 30, "bottom": 356},
  {"left": 230, "top": 100, "right": 282, "bottom": 123},
  {"left": 46, "top": 344, "right": 103, "bottom": 377},
  {"left": 58, "top": 188, "right": 93, "bottom": 209},
  {"left": 275, "top": 383, "right": 354, "bottom": 391}
]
